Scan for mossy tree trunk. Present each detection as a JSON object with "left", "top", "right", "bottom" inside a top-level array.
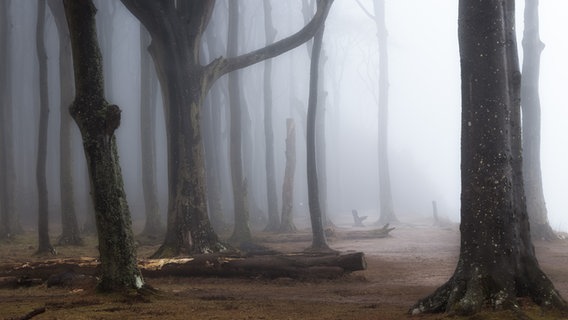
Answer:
[
  {"left": 411, "top": 1, "right": 566, "bottom": 315},
  {"left": 120, "top": 0, "right": 334, "bottom": 257},
  {"left": 521, "top": 0, "right": 556, "bottom": 241},
  {"left": 63, "top": 0, "right": 143, "bottom": 292},
  {"left": 35, "top": 0, "right": 54, "bottom": 255},
  {"left": 47, "top": 0, "right": 83, "bottom": 247}
]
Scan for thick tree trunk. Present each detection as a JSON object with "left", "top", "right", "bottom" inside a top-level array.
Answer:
[
  {"left": 279, "top": 119, "right": 297, "bottom": 233},
  {"left": 306, "top": 26, "right": 330, "bottom": 252},
  {"left": 121, "top": 0, "right": 334, "bottom": 257},
  {"left": 47, "top": 0, "right": 83, "bottom": 247},
  {"left": 63, "top": 0, "right": 143, "bottom": 292},
  {"left": 146, "top": 32, "right": 227, "bottom": 257},
  {"left": 227, "top": 1, "right": 252, "bottom": 244},
  {"left": 262, "top": 0, "right": 280, "bottom": 232},
  {"left": 35, "top": 0, "right": 54, "bottom": 255},
  {"left": 411, "top": 1, "right": 566, "bottom": 315},
  {"left": 139, "top": 25, "right": 163, "bottom": 239},
  {"left": 521, "top": 0, "right": 556, "bottom": 241}
]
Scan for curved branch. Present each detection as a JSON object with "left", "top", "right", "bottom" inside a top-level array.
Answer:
[{"left": 207, "top": 0, "right": 334, "bottom": 82}]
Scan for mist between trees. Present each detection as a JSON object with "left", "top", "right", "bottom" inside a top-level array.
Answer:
[
  {"left": 3, "top": 1, "right": 568, "bottom": 236},
  {"left": 1, "top": 0, "right": 568, "bottom": 316}
]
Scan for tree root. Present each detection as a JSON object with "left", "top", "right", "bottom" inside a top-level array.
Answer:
[{"left": 411, "top": 269, "right": 568, "bottom": 317}]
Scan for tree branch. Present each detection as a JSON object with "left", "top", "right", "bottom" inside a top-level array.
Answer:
[{"left": 207, "top": 0, "right": 334, "bottom": 82}]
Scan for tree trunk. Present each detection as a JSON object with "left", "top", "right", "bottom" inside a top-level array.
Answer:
[
  {"left": 0, "top": 0, "right": 21, "bottom": 238},
  {"left": 305, "top": 25, "right": 330, "bottom": 252},
  {"left": 521, "top": 0, "right": 556, "bottom": 241},
  {"left": 120, "top": 0, "right": 334, "bottom": 257},
  {"left": 35, "top": 0, "right": 54, "bottom": 255},
  {"left": 47, "top": 0, "right": 83, "bottom": 247},
  {"left": 138, "top": 25, "right": 163, "bottom": 239},
  {"left": 63, "top": 0, "right": 143, "bottom": 292},
  {"left": 262, "top": 0, "right": 280, "bottom": 232},
  {"left": 227, "top": 1, "right": 252, "bottom": 244},
  {"left": 411, "top": 1, "right": 566, "bottom": 315},
  {"left": 373, "top": 0, "right": 396, "bottom": 225},
  {"left": 0, "top": 0, "right": 12, "bottom": 240},
  {"left": 279, "top": 118, "right": 297, "bottom": 233}
]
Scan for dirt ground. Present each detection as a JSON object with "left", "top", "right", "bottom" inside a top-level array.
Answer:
[{"left": 1, "top": 223, "right": 568, "bottom": 319}]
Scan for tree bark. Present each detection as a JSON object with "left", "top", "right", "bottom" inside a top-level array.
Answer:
[
  {"left": 63, "top": 0, "right": 143, "bottom": 292},
  {"left": 411, "top": 1, "right": 566, "bottom": 315},
  {"left": 35, "top": 0, "right": 54, "bottom": 255},
  {"left": 306, "top": 25, "right": 330, "bottom": 252},
  {"left": 120, "top": 0, "right": 334, "bottom": 257},
  {"left": 46, "top": 0, "right": 83, "bottom": 247},
  {"left": 521, "top": 0, "right": 556, "bottom": 241}
]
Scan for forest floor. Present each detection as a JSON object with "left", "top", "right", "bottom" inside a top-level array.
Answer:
[{"left": 1, "top": 220, "right": 568, "bottom": 319}]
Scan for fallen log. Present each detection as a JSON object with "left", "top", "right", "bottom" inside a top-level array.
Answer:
[
  {"left": 335, "top": 224, "right": 395, "bottom": 240},
  {"left": 0, "top": 252, "right": 366, "bottom": 282},
  {"left": 255, "top": 225, "right": 394, "bottom": 243}
]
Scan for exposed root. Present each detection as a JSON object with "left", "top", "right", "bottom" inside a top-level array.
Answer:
[{"left": 411, "top": 269, "right": 568, "bottom": 317}]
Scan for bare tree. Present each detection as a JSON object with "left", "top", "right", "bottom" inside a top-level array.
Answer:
[
  {"left": 0, "top": 0, "right": 21, "bottom": 239},
  {"left": 306, "top": 24, "right": 331, "bottom": 252},
  {"left": 35, "top": 0, "right": 54, "bottom": 255},
  {"left": 261, "top": 0, "right": 280, "bottom": 232},
  {"left": 0, "top": 0, "right": 13, "bottom": 240},
  {"left": 47, "top": 0, "right": 83, "bottom": 246},
  {"left": 521, "top": 0, "right": 556, "bottom": 240},
  {"left": 63, "top": 0, "right": 143, "bottom": 292},
  {"left": 280, "top": 118, "right": 297, "bottom": 233},
  {"left": 411, "top": 1, "right": 566, "bottom": 315},
  {"left": 356, "top": 0, "right": 396, "bottom": 225},
  {"left": 138, "top": 25, "right": 163, "bottom": 240},
  {"left": 120, "top": 0, "right": 334, "bottom": 257},
  {"left": 227, "top": 1, "right": 252, "bottom": 244}
]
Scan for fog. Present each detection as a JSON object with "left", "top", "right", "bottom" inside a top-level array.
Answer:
[{"left": 3, "top": 0, "right": 568, "bottom": 232}]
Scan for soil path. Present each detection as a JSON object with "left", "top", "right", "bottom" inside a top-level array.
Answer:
[{"left": 1, "top": 225, "right": 567, "bottom": 319}]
